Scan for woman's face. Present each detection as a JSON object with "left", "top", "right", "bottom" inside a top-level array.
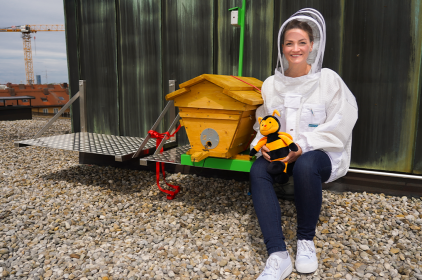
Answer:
[{"left": 282, "top": 28, "right": 314, "bottom": 67}]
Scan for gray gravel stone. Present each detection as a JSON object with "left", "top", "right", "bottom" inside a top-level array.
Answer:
[
  {"left": 0, "top": 249, "right": 9, "bottom": 255},
  {"left": 1, "top": 117, "right": 422, "bottom": 280}
]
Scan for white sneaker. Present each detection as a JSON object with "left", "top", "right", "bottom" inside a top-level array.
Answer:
[
  {"left": 295, "top": 239, "right": 318, "bottom": 273},
  {"left": 257, "top": 252, "right": 292, "bottom": 280}
]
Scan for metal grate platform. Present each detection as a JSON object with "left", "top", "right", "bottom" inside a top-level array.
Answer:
[
  {"left": 140, "top": 144, "right": 190, "bottom": 166},
  {"left": 15, "top": 132, "right": 176, "bottom": 162}
]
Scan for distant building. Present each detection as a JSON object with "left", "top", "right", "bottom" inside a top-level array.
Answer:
[
  {"left": 0, "top": 83, "right": 70, "bottom": 117},
  {"left": 36, "top": 75, "right": 41, "bottom": 85}
]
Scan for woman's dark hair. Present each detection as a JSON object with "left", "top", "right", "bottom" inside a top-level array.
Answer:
[{"left": 282, "top": 19, "right": 314, "bottom": 43}]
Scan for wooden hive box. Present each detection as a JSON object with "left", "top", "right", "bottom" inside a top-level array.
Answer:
[{"left": 165, "top": 74, "right": 263, "bottom": 162}]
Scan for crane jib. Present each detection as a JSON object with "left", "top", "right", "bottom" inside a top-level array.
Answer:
[{"left": 0, "top": 24, "right": 65, "bottom": 84}]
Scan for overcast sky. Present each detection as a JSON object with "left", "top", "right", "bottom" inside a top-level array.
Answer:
[{"left": 0, "top": 0, "right": 68, "bottom": 84}]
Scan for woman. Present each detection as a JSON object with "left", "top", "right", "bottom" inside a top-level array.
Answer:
[{"left": 250, "top": 9, "right": 358, "bottom": 279}]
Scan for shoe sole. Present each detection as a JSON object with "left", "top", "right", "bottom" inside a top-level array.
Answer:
[
  {"left": 295, "top": 260, "right": 318, "bottom": 274},
  {"left": 279, "top": 263, "right": 293, "bottom": 279}
]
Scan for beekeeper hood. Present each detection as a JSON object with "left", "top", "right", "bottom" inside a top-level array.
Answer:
[
  {"left": 264, "top": 8, "right": 327, "bottom": 110},
  {"left": 277, "top": 8, "right": 326, "bottom": 75}
]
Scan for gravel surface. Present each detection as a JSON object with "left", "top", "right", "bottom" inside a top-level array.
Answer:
[{"left": 1, "top": 117, "right": 422, "bottom": 280}]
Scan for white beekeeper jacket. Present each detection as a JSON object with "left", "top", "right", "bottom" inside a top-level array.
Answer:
[{"left": 250, "top": 8, "right": 358, "bottom": 183}]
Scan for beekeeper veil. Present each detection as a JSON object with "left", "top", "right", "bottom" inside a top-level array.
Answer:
[{"left": 277, "top": 8, "right": 326, "bottom": 75}]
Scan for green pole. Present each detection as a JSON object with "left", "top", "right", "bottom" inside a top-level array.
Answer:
[
  {"left": 229, "top": 0, "right": 246, "bottom": 77},
  {"left": 238, "top": 0, "right": 246, "bottom": 77}
]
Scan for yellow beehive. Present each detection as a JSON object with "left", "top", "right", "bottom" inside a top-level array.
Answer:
[{"left": 165, "top": 74, "right": 263, "bottom": 162}]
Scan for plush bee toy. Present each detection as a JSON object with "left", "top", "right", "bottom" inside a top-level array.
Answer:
[{"left": 250, "top": 110, "right": 298, "bottom": 182}]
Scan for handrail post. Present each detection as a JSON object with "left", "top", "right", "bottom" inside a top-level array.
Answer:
[
  {"left": 79, "top": 80, "right": 87, "bottom": 132},
  {"left": 169, "top": 80, "right": 176, "bottom": 142}
]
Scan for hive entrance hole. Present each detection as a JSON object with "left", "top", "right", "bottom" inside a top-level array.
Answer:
[{"left": 206, "top": 141, "right": 212, "bottom": 148}]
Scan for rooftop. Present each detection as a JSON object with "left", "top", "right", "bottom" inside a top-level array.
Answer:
[
  {"left": 0, "top": 83, "right": 69, "bottom": 107},
  {"left": 0, "top": 117, "right": 421, "bottom": 279}
]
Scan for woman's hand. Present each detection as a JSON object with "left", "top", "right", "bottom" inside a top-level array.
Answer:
[
  {"left": 261, "top": 145, "right": 271, "bottom": 162},
  {"left": 282, "top": 143, "right": 302, "bottom": 164}
]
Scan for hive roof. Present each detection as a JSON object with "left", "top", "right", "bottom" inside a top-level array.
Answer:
[{"left": 165, "top": 74, "right": 263, "bottom": 105}]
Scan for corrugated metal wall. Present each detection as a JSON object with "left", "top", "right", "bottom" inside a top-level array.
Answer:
[
  {"left": 162, "top": 0, "right": 215, "bottom": 144},
  {"left": 63, "top": 0, "right": 80, "bottom": 132},
  {"left": 64, "top": 0, "right": 422, "bottom": 175},
  {"left": 342, "top": 1, "right": 419, "bottom": 174},
  {"left": 117, "top": 0, "right": 163, "bottom": 137}
]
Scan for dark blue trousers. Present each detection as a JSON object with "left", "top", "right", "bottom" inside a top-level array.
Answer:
[{"left": 250, "top": 150, "right": 332, "bottom": 255}]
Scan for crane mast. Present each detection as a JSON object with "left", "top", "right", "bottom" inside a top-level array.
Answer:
[
  {"left": 0, "top": 24, "right": 65, "bottom": 84},
  {"left": 22, "top": 33, "right": 34, "bottom": 84}
]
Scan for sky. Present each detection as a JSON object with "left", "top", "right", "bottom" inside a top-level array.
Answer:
[{"left": 0, "top": 0, "right": 68, "bottom": 84}]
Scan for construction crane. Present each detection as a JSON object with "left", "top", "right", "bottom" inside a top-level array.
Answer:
[{"left": 0, "top": 25, "right": 65, "bottom": 84}]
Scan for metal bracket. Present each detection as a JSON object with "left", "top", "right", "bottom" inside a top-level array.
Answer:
[
  {"left": 153, "top": 113, "right": 180, "bottom": 155},
  {"left": 33, "top": 80, "right": 86, "bottom": 138},
  {"left": 133, "top": 79, "right": 178, "bottom": 158},
  {"left": 34, "top": 91, "right": 80, "bottom": 138},
  {"left": 132, "top": 100, "right": 177, "bottom": 158}
]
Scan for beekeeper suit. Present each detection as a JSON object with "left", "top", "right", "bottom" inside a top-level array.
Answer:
[{"left": 250, "top": 8, "right": 358, "bottom": 183}]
